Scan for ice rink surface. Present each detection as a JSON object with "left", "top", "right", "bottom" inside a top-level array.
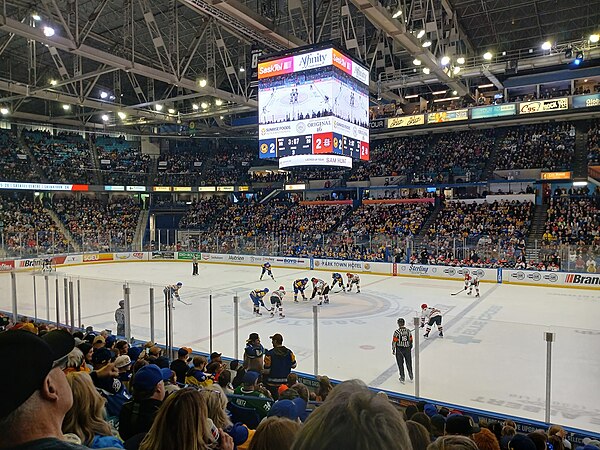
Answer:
[{"left": 4, "top": 261, "right": 600, "bottom": 432}]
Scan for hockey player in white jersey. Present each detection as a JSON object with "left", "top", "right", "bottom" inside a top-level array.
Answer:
[
  {"left": 420, "top": 303, "right": 443, "bottom": 338},
  {"left": 467, "top": 274, "right": 480, "bottom": 297},
  {"left": 164, "top": 282, "right": 184, "bottom": 308},
  {"left": 310, "top": 278, "right": 330, "bottom": 305},
  {"left": 346, "top": 273, "right": 361, "bottom": 293},
  {"left": 269, "top": 286, "right": 286, "bottom": 318}
]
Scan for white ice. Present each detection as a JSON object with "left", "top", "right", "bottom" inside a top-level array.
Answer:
[{"left": 5, "top": 261, "right": 600, "bottom": 432}]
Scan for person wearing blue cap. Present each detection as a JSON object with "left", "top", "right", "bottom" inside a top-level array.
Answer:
[
  {"left": 231, "top": 371, "right": 272, "bottom": 419},
  {"left": 118, "top": 365, "right": 169, "bottom": 441}
]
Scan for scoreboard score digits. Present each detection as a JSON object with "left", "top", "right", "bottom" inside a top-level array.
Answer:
[{"left": 258, "top": 46, "right": 369, "bottom": 168}]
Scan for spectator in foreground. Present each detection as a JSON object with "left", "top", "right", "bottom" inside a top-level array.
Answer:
[
  {"left": 244, "top": 333, "right": 265, "bottom": 373},
  {"left": 170, "top": 347, "right": 191, "bottom": 384},
  {"left": 445, "top": 415, "right": 480, "bottom": 438},
  {"left": 232, "top": 371, "right": 272, "bottom": 420},
  {"left": 0, "top": 329, "right": 90, "bottom": 450},
  {"left": 406, "top": 420, "right": 431, "bottom": 450},
  {"left": 473, "top": 428, "right": 501, "bottom": 450},
  {"left": 429, "top": 436, "right": 479, "bottom": 450},
  {"left": 198, "top": 385, "right": 250, "bottom": 447},
  {"left": 263, "top": 333, "right": 297, "bottom": 399},
  {"left": 138, "top": 388, "right": 233, "bottom": 450},
  {"left": 63, "top": 372, "right": 124, "bottom": 448},
  {"left": 249, "top": 416, "right": 301, "bottom": 450},
  {"left": 290, "top": 380, "right": 412, "bottom": 450}
]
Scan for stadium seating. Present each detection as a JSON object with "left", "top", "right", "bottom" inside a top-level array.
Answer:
[
  {"left": 0, "top": 130, "right": 41, "bottom": 182},
  {"left": 96, "top": 136, "right": 151, "bottom": 185}
]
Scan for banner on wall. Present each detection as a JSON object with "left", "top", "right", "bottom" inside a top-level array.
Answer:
[
  {"left": 471, "top": 104, "right": 516, "bottom": 119},
  {"left": 519, "top": 98, "right": 568, "bottom": 114},
  {"left": 387, "top": 115, "right": 425, "bottom": 128},
  {"left": 151, "top": 251, "right": 175, "bottom": 260},
  {"left": 114, "top": 252, "right": 145, "bottom": 261},
  {"left": 177, "top": 252, "right": 202, "bottom": 260},
  {"left": 0, "top": 260, "right": 14, "bottom": 271},
  {"left": 83, "top": 253, "right": 114, "bottom": 262},
  {"left": 427, "top": 109, "right": 468, "bottom": 123},
  {"left": 572, "top": 93, "right": 600, "bottom": 109}
]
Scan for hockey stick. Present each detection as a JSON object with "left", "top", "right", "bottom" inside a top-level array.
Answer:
[
  {"left": 260, "top": 303, "right": 273, "bottom": 312},
  {"left": 451, "top": 288, "right": 466, "bottom": 296}
]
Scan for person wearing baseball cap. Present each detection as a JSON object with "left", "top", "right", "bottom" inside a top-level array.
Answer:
[
  {"left": 119, "top": 364, "right": 169, "bottom": 441},
  {"left": 0, "top": 329, "right": 93, "bottom": 449},
  {"left": 445, "top": 414, "right": 481, "bottom": 437},
  {"left": 264, "top": 333, "right": 297, "bottom": 399},
  {"left": 244, "top": 332, "right": 265, "bottom": 373}
]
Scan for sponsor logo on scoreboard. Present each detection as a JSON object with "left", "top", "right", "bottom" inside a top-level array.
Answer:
[{"left": 257, "top": 57, "right": 294, "bottom": 79}]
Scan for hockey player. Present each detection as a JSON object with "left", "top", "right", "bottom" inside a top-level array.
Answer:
[
  {"left": 310, "top": 278, "right": 330, "bottom": 305},
  {"left": 346, "top": 273, "right": 361, "bottom": 293},
  {"left": 269, "top": 286, "right": 286, "bottom": 318},
  {"left": 293, "top": 278, "right": 309, "bottom": 302},
  {"left": 164, "top": 282, "right": 183, "bottom": 308},
  {"left": 331, "top": 273, "right": 346, "bottom": 291},
  {"left": 463, "top": 272, "right": 472, "bottom": 292},
  {"left": 249, "top": 287, "right": 269, "bottom": 316},
  {"left": 260, "top": 262, "right": 275, "bottom": 281},
  {"left": 41, "top": 258, "right": 53, "bottom": 273},
  {"left": 467, "top": 274, "right": 480, "bottom": 297},
  {"left": 420, "top": 304, "right": 443, "bottom": 338}
]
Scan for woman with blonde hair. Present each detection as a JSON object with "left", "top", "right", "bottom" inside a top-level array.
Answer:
[
  {"left": 63, "top": 372, "right": 124, "bottom": 449},
  {"left": 139, "top": 387, "right": 234, "bottom": 450},
  {"left": 249, "top": 417, "right": 301, "bottom": 450}
]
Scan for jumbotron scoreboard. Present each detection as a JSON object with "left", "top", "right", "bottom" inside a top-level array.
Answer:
[{"left": 258, "top": 46, "right": 370, "bottom": 168}]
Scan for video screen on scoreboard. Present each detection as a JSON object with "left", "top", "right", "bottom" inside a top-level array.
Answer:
[{"left": 258, "top": 47, "right": 369, "bottom": 164}]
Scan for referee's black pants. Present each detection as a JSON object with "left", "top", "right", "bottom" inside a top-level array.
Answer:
[{"left": 395, "top": 347, "right": 413, "bottom": 380}]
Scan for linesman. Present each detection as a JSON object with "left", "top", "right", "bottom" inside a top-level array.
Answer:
[{"left": 392, "top": 318, "right": 413, "bottom": 384}]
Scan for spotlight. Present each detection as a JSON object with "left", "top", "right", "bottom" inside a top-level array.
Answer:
[
  {"left": 192, "top": 103, "right": 199, "bottom": 110},
  {"left": 541, "top": 41, "right": 552, "bottom": 50},
  {"left": 456, "top": 57, "right": 465, "bottom": 64},
  {"left": 109, "top": 95, "right": 115, "bottom": 100},
  {"left": 215, "top": 99, "right": 223, "bottom": 106},
  {"left": 440, "top": 56, "right": 450, "bottom": 66},
  {"left": 167, "top": 108, "right": 176, "bottom": 114},
  {"left": 117, "top": 111, "right": 126, "bottom": 120},
  {"left": 201, "top": 102, "right": 208, "bottom": 109},
  {"left": 422, "top": 40, "right": 432, "bottom": 48},
  {"left": 155, "top": 104, "right": 163, "bottom": 111},
  {"left": 198, "top": 79, "right": 207, "bottom": 87},
  {"left": 100, "top": 91, "right": 108, "bottom": 99},
  {"left": 220, "top": 116, "right": 224, "bottom": 120},
  {"left": 413, "top": 58, "right": 422, "bottom": 66},
  {"left": 49, "top": 79, "right": 57, "bottom": 86},
  {"left": 453, "top": 66, "right": 461, "bottom": 74},
  {"left": 574, "top": 51, "right": 584, "bottom": 65},
  {"left": 417, "top": 30, "right": 425, "bottom": 39},
  {"left": 43, "top": 26, "right": 55, "bottom": 37},
  {"left": 239, "top": 67, "right": 245, "bottom": 73},
  {"left": 483, "top": 52, "right": 493, "bottom": 60},
  {"left": 590, "top": 34, "right": 599, "bottom": 43},
  {"left": 0, "top": 107, "right": 9, "bottom": 115},
  {"left": 452, "top": 90, "right": 458, "bottom": 95},
  {"left": 423, "top": 67, "right": 430, "bottom": 75},
  {"left": 31, "top": 13, "right": 41, "bottom": 21},
  {"left": 101, "top": 114, "right": 109, "bottom": 122},
  {"left": 62, "top": 104, "right": 70, "bottom": 111},
  {"left": 392, "top": 10, "right": 402, "bottom": 18}
]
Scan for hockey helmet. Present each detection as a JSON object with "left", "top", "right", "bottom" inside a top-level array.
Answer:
[
  {"left": 119, "top": 299, "right": 125, "bottom": 307},
  {"left": 303, "top": 278, "right": 309, "bottom": 283},
  {"left": 311, "top": 277, "right": 317, "bottom": 283},
  {"left": 264, "top": 287, "right": 269, "bottom": 293},
  {"left": 177, "top": 282, "right": 183, "bottom": 286},
  {"left": 346, "top": 272, "right": 352, "bottom": 277},
  {"left": 279, "top": 286, "right": 285, "bottom": 291},
  {"left": 421, "top": 303, "right": 428, "bottom": 310}
]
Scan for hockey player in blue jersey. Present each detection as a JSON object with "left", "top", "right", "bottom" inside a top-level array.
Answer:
[
  {"left": 260, "top": 262, "right": 275, "bottom": 281},
  {"left": 331, "top": 273, "right": 346, "bottom": 292},
  {"left": 250, "top": 287, "right": 269, "bottom": 316},
  {"left": 293, "top": 278, "right": 309, "bottom": 303}
]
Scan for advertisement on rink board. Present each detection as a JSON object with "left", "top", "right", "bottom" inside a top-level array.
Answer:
[
  {"left": 83, "top": 253, "right": 114, "bottom": 262},
  {"left": 313, "top": 259, "right": 370, "bottom": 272},
  {"left": 151, "top": 251, "right": 175, "bottom": 260},
  {"left": 177, "top": 252, "right": 202, "bottom": 260},
  {"left": 114, "top": 252, "right": 145, "bottom": 261},
  {"left": 0, "top": 260, "right": 14, "bottom": 271},
  {"left": 503, "top": 269, "right": 600, "bottom": 288},
  {"left": 395, "top": 264, "right": 496, "bottom": 281}
]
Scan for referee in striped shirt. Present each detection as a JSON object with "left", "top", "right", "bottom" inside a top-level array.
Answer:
[{"left": 392, "top": 318, "right": 413, "bottom": 383}]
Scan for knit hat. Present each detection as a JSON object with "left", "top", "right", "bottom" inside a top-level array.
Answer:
[{"left": 446, "top": 415, "right": 480, "bottom": 435}]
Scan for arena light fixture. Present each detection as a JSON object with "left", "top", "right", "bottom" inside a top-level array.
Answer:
[
  {"left": 417, "top": 29, "right": 425, "bottom": 39},
  {"left": 239, "top": 67, "right": 245, "bottom": 73},
  {"left": 43, "top": 26, "right": 55, "bottom": 37},
  {"left": 215, "top": 99, "right": 223, "bottom": 106},
  {"left": 574, "top": 51, "right": 584, "bottom": 65},
  {"left": 456, "top": 57, "right": 465, "bottom": 64},
  {"left": 590, "top": 34, "right": 599, "bottom": 43},
  {"left": 392, "top": 9, "right": 402, "bottom": 18},
  {"left": 453, "top": 66, "right": 461, "bottom": 74},
  {"left": 541, "top": 41, "right": 552, "bottom": 51},
  {"left": 478, "top": 83, "right": 494, "bottom": 88},
  {"left": 422, "top": 40, "right": 432, "bottom": 48},
  {"left": 431, "top": 90, "right": 447, "bottom": 95},
  {"left": 483, "top": 51, "right": 493, "bottom": 60},
  {"left": 413, "top": 58, "right": 422, "bottom": 66},
  {"left": 100, "top": 91, "right": 108, "bottom": 99},
  {"left": 192, "top": 103, "right": 199, "bottom": 110},
  {"left": 220, "top": 115, "right": 224, "bottom": 120},
  {"left": 49, "top": 79, "right": 57, "bottom": 86},
  {"left": 101, "top": 114, "right": 109, "bottom": 122},
  {"left": 117, "top": 111, "right": 126, "bottom": 120},
  {"left": 433, "top": 96, "right": 459, "bottom": 102},
  {"left": 198, "top": 79, "right": 207, "bottom": 88},
  {"left": 404, "top": 94, "right": 419, "bottom": 99},
  {"left": 201, "top": 102, "right": 208, "bottom": 109},
  {"left": 31, "top": 13, "right": 41, "bottom": 21},
  {"left": 167, "top": 108, "right": 176, "bottom": 114},
  {"left": 0, "top": 107, "right": 9, "bottom": 115},
  {"left": 62, "top": 104, "right": 70, "bottom": 111},
  {"left": 422, "top": 67, "right": 430, "bottom": 75},
  {"left": 440, "top": 56, "right": 450, "bottom": 66},
  {"left": 573, "top": 181, "right": 588, "bottom": 186},
  {"left": 452, "top": 90, "right": 458, "bottom": 95}
]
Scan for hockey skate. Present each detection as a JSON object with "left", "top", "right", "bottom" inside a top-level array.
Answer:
[
  {"left": 476, "top": 293, "right": 480, "bottom": 298},
  {"left": 279, "top": 314, "right": 285, "bottom": 318},
  {"left": 399, "top": 377, "right": 405, "bottom": 384},
  {"left": 423, "top": 332, "right": 429, "bottom": 338},
  {"left": 357, "top": 289, "right": 361, "bottom": 293},
  {"left": 324, "top": 299, "right": 329, "bottom": 304},
  {"left": 439, "top": 331, "right": 444, "bottom": 337},
  {"left": 270, "top": 312, "right": 275, "bottom": 317},
  {"left": 294, "top": 299, "right": 299, "bottom": 303},
  {"left": 317, "top": 301, "right": 322, "bottom": 306}
]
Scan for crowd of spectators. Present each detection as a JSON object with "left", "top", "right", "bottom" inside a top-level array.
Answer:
[
  {"left": 23, "top": 130, "right": 96, "bottom": 184},
  {"left": 1, "top": 322, "right": 596, "bottom": 450},
  {"left": 96, "top": 137, "right": 151, "bottom": 186},
  {"left": 178, "top": 197, "right": 229, "bottom": 229},
  {"left": 0, "top": 130, "right": 41, "bottom": 182},
  {"left": 495, "top": 123, "right": 575, "bottom": 171},
  {"left": 588, "top": 120, "right": 600, "bottom": 166},
  {"left": 0, "top": 194, "right": 69, "bottom": 256},
  {"left": 53, "top": 196, "right": 141, "bottom": 251}
]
